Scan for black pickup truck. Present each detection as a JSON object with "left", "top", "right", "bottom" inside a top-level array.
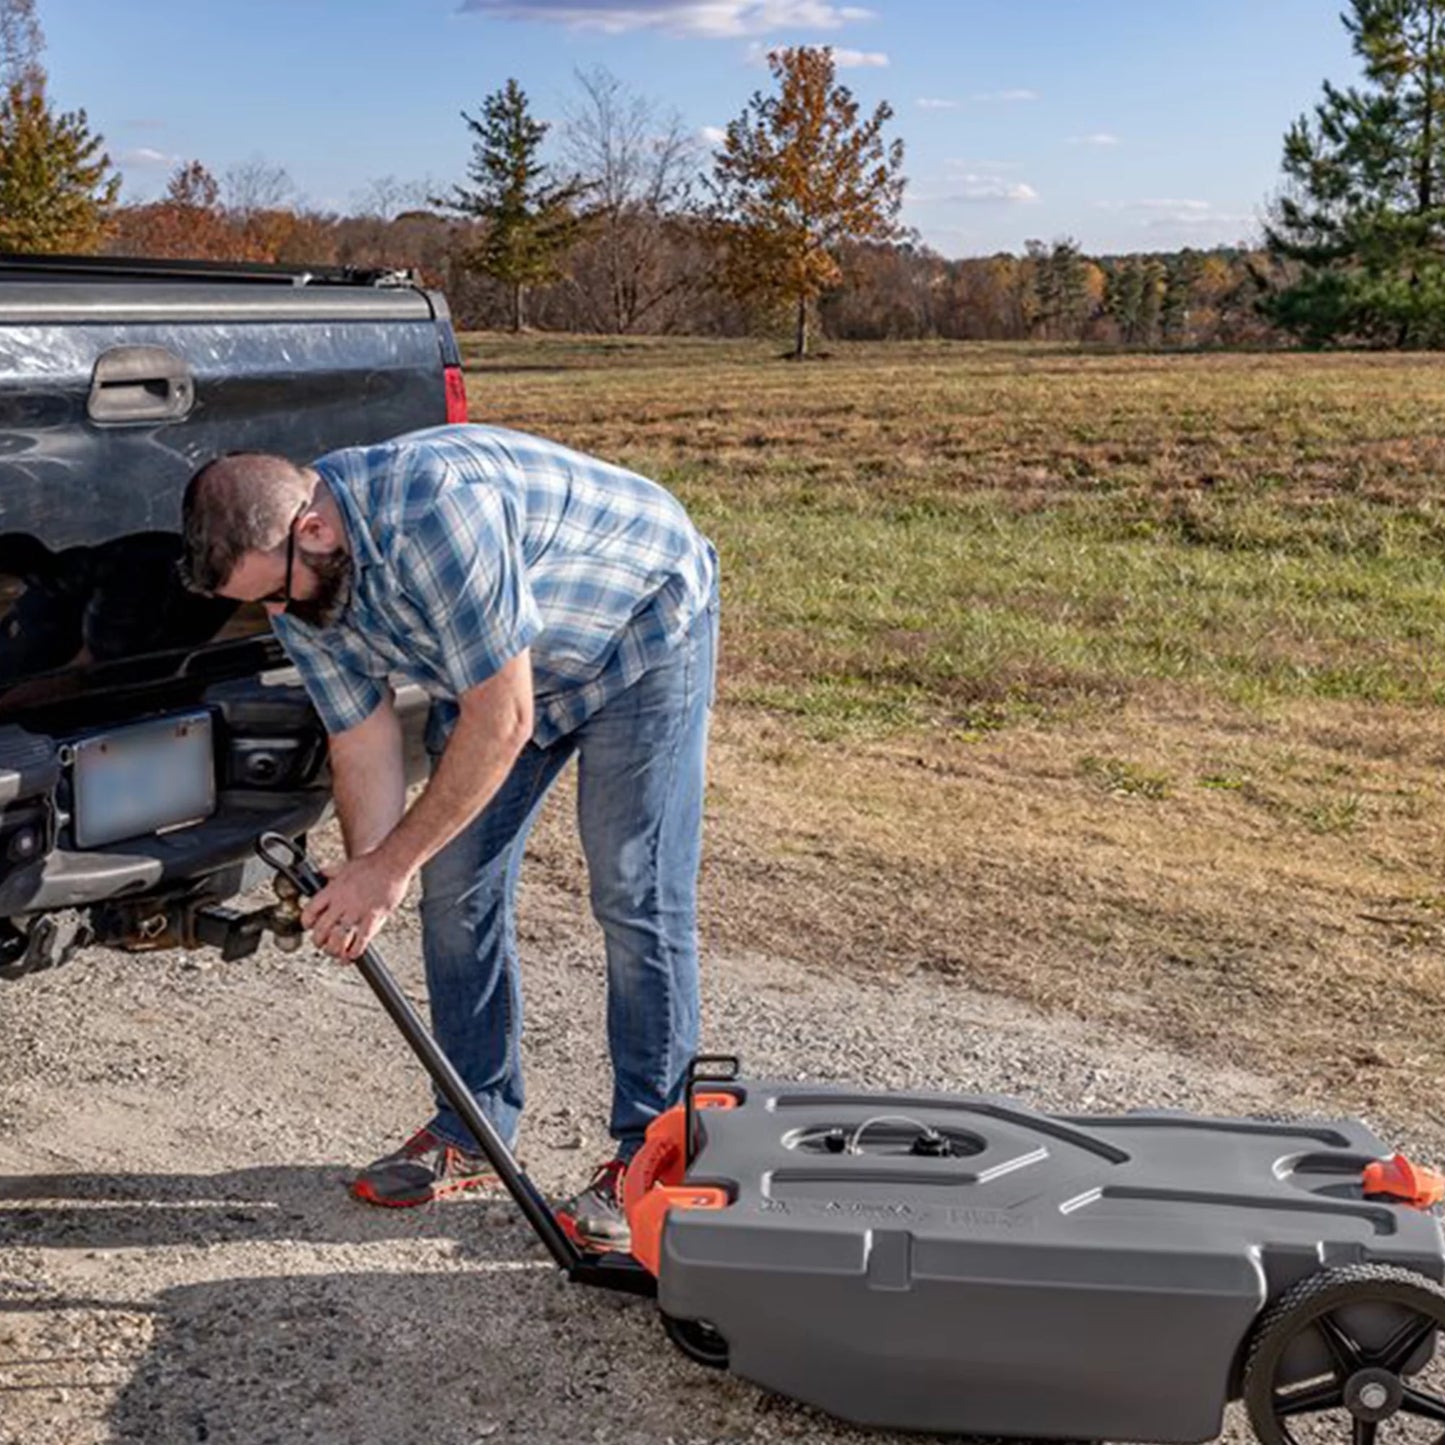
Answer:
[{"left": 0, "top": 253, "right": 464, "bottom": 976}]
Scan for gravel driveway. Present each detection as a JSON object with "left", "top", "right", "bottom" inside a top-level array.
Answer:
[{"left": 1, "top": 823, "right": 1434, "bottom": 1445}]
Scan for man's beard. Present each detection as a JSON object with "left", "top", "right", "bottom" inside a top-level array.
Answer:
[{"left": 287, "top": 547, "right": 352, "bottom": 629}]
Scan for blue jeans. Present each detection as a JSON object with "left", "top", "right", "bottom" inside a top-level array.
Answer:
[{"left": 417, "top": 598, "right": 717, "bottom": 1161}]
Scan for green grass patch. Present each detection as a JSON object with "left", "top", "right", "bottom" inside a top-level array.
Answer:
[
  {"left": 1299, "top": 793, "right": 1364, "bottom": 835},
  {"left": 464, "top": 335, "right": 1445, "bottom": 737},
  {"left": 1079, "top": 755, "right": 1173, "bottom": 800}
]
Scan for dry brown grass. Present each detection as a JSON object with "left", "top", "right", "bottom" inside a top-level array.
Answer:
[
  {"left": 697, "top": 699, "right": 1445, "bottom": 1119},
  {"left": 464, "top": 335, "right": 1445, "bottom": 500}
]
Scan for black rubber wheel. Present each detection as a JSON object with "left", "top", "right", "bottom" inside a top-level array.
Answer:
[
  {"left": 661, "top": 1312, "right": 729, "bottom": 1370},
  {"left": 1244, "top": 1264, "right": 1445, "bottom": 1445}
]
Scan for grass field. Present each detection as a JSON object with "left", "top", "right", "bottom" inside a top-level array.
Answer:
[{"left": 461, "top": 334, "right": 1445, "bottom": 1126}]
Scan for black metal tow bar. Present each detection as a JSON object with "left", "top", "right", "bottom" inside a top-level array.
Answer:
[{"left": 255, "top": 832, "right": 655, "bottom": 1298}]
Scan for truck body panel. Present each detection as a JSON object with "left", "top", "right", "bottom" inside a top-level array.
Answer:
[{"left": 0, "top": 257, "right": 454, "bottom": 960}]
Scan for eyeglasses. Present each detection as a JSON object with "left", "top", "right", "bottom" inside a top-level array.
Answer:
[{"left": 258, "top": 501, "right": 309, "bottom": 609}]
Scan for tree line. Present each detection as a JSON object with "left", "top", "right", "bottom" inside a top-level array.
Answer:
[
  {"left": 1, "top": 0, "right": 1440, "bottom": 351},
  {"left": 95, "top": 169, "right": 1278, "bottom": 348}
]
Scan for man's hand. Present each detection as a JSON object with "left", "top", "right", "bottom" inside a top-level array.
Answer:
[{"left": 301, "top": 851, "right": 411, "bottom": 961}]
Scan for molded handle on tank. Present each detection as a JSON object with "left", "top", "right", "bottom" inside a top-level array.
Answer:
[
  {"left": 1364, "top": 1153, "right": 1445, "bottom": 1209},
  {"left": 88, "top": 345, "right": 195, "bottom": 423}
]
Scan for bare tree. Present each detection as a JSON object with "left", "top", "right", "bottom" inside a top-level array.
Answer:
[
  {"left": 0, "top": 0, "right": 43, "bottom": 88},
  {"left": 351, "top": 173, "right": 437, "bottom": 221},
  {"left": 561, "top": 65, "right": 702, "bottom": 333},
  {"left": 222, "top": 154, "right": 294, "bottom": 219}
]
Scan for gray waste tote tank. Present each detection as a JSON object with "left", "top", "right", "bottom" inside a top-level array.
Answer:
[{"left": 647, "top": 1079, "right": 1445, "bottom": 1441}]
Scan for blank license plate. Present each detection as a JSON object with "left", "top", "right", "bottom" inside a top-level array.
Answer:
[{"left": 71, "top": 711, "right": 215, "bottom": 849}]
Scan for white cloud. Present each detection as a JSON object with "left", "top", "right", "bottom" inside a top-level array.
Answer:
[
  {"left": 457, "top": 0, "right": 873, "bottom": 36},
  {"left": 917, "top": 97, "right": 959, "bottom": 110},
  {"left": 1092, "top": 197, "right": 1255, "bottom": 233},
  {"left": 1145, "top": 211, "right": 1251, "bottom": 231},
  {"left": 1141, "top": 204, "right": 1252, "bottom": 232},
  {"left": 948, "top": 174, "right": 1040, "bottom": 204},
  {"left": 1067, "top": 132, "right": 1121, "bottom": 147},
  {"left": 1094, "top": 198, "right": 1213, "bottom": 221},
  {"left": 1095, "top": 198, "right": 1208, "bottom": 211},
  {"left": 700, "top": 125, "right": 728, "bottom": 146},
  {"left": 119, "top": 147, "right": 179, "bottom": 167}
]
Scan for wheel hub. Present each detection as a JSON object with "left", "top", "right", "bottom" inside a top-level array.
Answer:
[{"left": 1344, "top": 1368, "right": 1403, "bottom": 1423}]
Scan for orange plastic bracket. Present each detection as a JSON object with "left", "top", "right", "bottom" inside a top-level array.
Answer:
[
  {"left": 1363, "top": 1153, "right": 1445, "bottom": 1210},
  {"left": 621, "top": 1095, "right": 734, "bottom": 1276}
]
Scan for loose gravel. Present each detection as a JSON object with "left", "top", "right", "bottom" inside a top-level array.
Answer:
[{"left": 1, "top": 824, "right": 1437, "bottom": 1445}]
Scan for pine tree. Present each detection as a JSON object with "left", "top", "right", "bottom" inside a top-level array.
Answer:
[
  {"left": 1023, "top": 239, "right": 1054, "bottom": 338},
  {"left": 1139, "top": 259, "right": 1168, "bottom": 346},
  {"left": 1049, "top": 238, "right": 1090, "bottom": 341},
  {"left": 0, "top": 1, "right": 118, "bottom": 254},
  {"left": 1267, "top": 0, "right": 1445, "bottom": 345},
  {"left": 1106, "top": 258, "right": 1146, "bottom": 344},
  {"left": 0, "top": 78, "right": 119, "bottom": 253},
  {"left": 707, "top": 46, "right": 906, "bottom": 359},
  {"left": 1160, "top": 250, "right": 1203, "bottom": 344},
  {"left": 438, "top": 79, "right": 591, "bottom": 332}
]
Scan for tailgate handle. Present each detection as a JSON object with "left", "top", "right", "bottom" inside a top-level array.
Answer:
[{"left": 88, "top": 345, "right": 195, "bottom": 424}]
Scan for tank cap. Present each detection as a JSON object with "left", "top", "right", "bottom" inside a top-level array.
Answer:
[{"left": 1362, "top": 1153, "right": 1445, "bottom": 1210}]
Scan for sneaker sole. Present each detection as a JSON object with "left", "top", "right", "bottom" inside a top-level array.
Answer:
[{"left": 350, "top": 1173, "right": 506, "bottom": 1209}]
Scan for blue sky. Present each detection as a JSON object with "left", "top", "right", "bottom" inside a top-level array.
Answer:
[{"left": 41, "top": 0, "right": 1357, "bottom": 258}]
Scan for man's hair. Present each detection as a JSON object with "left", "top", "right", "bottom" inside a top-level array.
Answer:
[{"left": 180, "top": 452, "right": 313, "bottom": 594}]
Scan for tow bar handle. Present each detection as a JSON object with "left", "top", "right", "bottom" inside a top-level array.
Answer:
[{"left": 254, "top": 832, "right": 654, "bottom": 1290}]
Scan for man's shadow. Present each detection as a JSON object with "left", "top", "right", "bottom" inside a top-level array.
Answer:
[
  {"left": 0, "top": 1167, "right": 1008, "bottom": 1444},
  {"left": 3, "top": 1261, "right": 722, "bottom": 1445},
  {"left": 0, "top": 1164, "right": 795, "bottom": 1443},
  {"left": 0, "top": 1164, "right": 491, "bottom": 1253}
]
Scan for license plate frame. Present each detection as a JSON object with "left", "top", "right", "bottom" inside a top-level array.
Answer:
[{"left": 70, "top": 710, "right": 216, "bottom": 849}]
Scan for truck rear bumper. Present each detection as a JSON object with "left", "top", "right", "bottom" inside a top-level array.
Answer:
[
  {"left": 0, "top": 675, "right": 431, "bottom": 921},
  {"left": 0, "top": 789, "right": 332, "bottom": 915}
]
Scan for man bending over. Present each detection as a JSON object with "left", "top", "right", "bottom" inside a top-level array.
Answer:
[{"left": 180, "top": 423, "right": 718, "bottom": 1250}]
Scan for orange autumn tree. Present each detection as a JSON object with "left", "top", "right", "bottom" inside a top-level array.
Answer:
[
  {"left": 708, "top": 45, "right": 906, "bottom": 359},
  {"left": 112, "top": 161, "right": 240, "bottom": 260}
]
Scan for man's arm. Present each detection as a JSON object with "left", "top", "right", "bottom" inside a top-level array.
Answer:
[
  {"left": 302, "top": 649, "right": 534, "bottom": 959},
  {"left": 327, "top": 690, "right": 407, "bottom": 857},
  {"left": 377, "top": 648, "right": 533, "bottom": 878}
]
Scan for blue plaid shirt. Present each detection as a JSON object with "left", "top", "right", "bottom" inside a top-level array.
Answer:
[{"left": 273, "top": 424, "right": 717, "bottom": 749}]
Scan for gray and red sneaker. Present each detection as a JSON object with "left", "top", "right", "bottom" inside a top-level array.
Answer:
[
  {"left": 556, "top": 1157, "right": 632, "bottom": 1252},
  {"left": 350, "top": 1127, "right": 504, "bottom": 1208}
]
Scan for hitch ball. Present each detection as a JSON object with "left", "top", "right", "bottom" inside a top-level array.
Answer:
[{"left": 269, "top": 872, "right": 306, "bottom": 952}]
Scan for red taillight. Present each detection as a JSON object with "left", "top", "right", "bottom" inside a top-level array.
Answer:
[{"left": 444, "top": 364, "right": 468, "bottom": 423}]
